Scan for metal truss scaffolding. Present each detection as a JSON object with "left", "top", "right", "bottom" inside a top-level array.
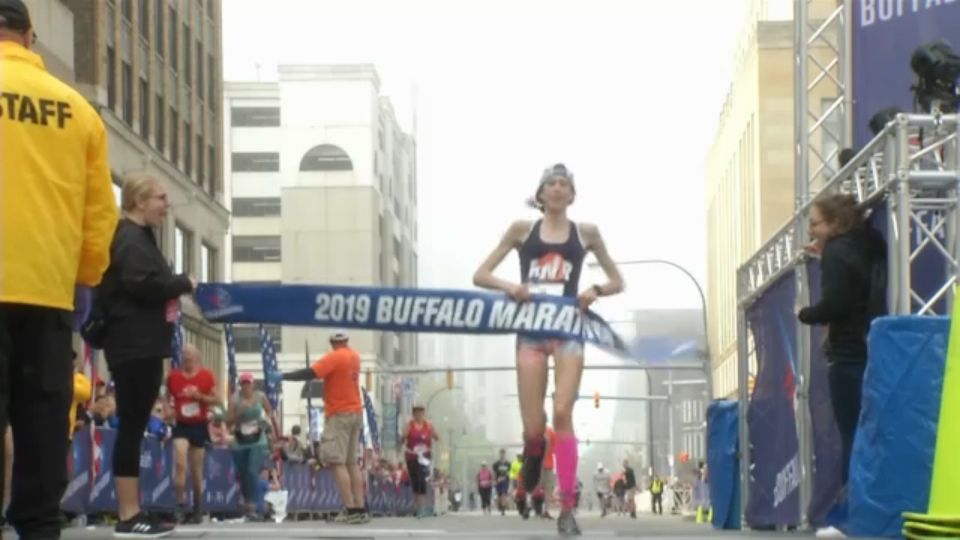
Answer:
[{"left": 736, "top": 113, "right": 960, "bottom": 526}]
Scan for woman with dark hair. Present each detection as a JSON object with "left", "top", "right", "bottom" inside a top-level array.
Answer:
[
  {"left": 798, "top": 193, "right": 887, "bottom": 486},
  {"left": 402, "top": 404, "right": 438, "bottom": 518},
  {"left": 474, "top": 163, "right": 624, "bottom": 536}
]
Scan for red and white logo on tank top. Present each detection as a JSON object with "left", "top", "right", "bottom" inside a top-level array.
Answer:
[{"left": 528, "top": 252, "right": 573, "bottom": 296}]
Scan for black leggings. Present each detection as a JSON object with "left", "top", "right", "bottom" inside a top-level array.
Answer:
[
  {"left": 110, "top": 358, "right": 164, "bottom": 477},
  {"left": 827, "top": 360, "right": 866, "bottom": 484}
]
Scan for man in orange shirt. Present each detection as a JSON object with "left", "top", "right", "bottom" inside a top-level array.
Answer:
[{"left": 270, "top": 331, "right": 368, "bottom": 524}]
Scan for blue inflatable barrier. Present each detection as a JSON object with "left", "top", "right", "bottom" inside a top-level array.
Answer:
[
  {"left": 848, "top": 316, "right": 949, "bottom": 538},
  {"left": 63, "top": 428, "right": 424, "bottom": 516},
  {"left": 707, "top": 400, "right": 740, "bottom": 530}
]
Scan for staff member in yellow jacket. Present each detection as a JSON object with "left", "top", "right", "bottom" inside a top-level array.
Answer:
[{"left": 0, "top": 1, "right": 117, "bottom": 537}]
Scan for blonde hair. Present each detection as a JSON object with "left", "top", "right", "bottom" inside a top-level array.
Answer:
[{"left": 120, "top": 171, "right": 160, "bottom": 212}]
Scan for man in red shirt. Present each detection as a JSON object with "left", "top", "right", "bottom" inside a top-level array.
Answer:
[
  {"left": 271, "top": 331, "right": 367, "bottom": 524},
  {"left": 166, "top": 344, "right": 218, "bottom": 523}
]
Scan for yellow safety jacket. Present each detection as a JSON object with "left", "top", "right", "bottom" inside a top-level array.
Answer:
[{"left": 0, "top": 42, "right": 117, "bottom": 310}]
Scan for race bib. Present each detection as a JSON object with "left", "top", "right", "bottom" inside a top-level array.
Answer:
[
  {"left": 529, "top": 283, "right": 564, "bottom": 297},
  {"left": 240, "top": 420, "right": 261, "bottom": 436},
  {"left": 413, "top": 444, "right": 428, "bottom": 455},
  {"left": 165, "top": 300, "right": 178, "bottom": 323},
  {"left": 180, "top": 402, "right": 200, "bottom": 418}
]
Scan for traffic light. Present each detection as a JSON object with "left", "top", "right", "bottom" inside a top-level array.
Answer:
[
  {"left": 446, "top": 369, "right": 454, "bottom": 390},
  {"left": 594, "top": 391, "right": 600, "bottom": 409}
]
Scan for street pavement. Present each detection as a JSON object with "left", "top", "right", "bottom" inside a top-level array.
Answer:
[{"left": 57, "top": 511, "right": 828, "bottom": 539}]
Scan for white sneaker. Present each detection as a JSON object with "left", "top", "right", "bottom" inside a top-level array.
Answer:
[{"left": 816, "top": 526, "right": 846, "bottom": 537}]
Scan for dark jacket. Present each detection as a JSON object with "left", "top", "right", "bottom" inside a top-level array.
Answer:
[
  {"left": 98, "top": 218, "right": 192, "bottom": 366},
  {"left": 798, "top": 226, "right": 887, "bottom": 360}
]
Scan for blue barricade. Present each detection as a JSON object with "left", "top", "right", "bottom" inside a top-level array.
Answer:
[{"left": 64, "top": 428, "right": 422, "bottom": 516}]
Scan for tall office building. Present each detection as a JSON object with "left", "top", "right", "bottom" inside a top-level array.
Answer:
[
  {"left": 705, "top": 0, "right": 842, "bottom": 398},
  {"left": 31, "top": 0, "right": 229, "bottom": 380},
  {"left": 224, "top": 65, "right": 418, "bottom": 434}
]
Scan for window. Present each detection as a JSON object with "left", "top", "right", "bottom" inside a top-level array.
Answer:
[
  {"left": 200, "top": 242, "right": 217, "bottom": 282},
  {"left": 230, "top": 107, "right": 280, "bottom": 127},
  {"left": 139, "top": 77, "right": 149, "bottom": 140},
  {"left": 206, "top": 0, "right": 215, "bottom": 19},
  {"left": 196, "top": 42, "right": 203, "bottom": 100},
  {"left": 183, "top": 122, "right": 192, "bottom": 176},
  {"left": 169, "top": 7, "right": 177, "bottom": 73},
  {"left": 232, "top": 236, "right": 281, "bottom": 262},
  {"left": 231, "top": 152, "right": 279, "bottom": 172},
  {"left": 121, "top": 61, "right": 132, "bottom": 124},
  {"left": 208, "top": 145, "right": 216, "bottom": 195},
  {"left": 154, "top": 0, "right": 164, "bottom": 58},
  {"left": 232, "top": 197, "right": 281, "bottom": 217},
  {"left": 106, "top": 46, "right": 116, "bottom": 110},
  {"left": 170, "top": 108, "right": 179, "bottom": 164},
  {"left": 393, "top": 237, "right": 401, "bottom": 261},
  {"left": 299, "top": 144, "right": 353, "bottom": 171},
  {"left": 183, "top": 24, "right": 191, "bottom": 87},
  {"left": 233, "top": 324, "right": 282, "bottom": 353},
  {"left": 207, "top": 54, "right": 216, "bottom": 113},
  {"left": 121, "top": 0, "right": 132, "bottom": 21},
  {"left": 155, "top": 95, "right": 165, "bottom": 154},
  {"left": 196, "top": 134, "right": 204, "bottom": 188},
  {"left": 174, "top": 224, "right": 194, "bottom": 275},
  {"left": 138, "top": 0, "right": 148, "bottom": 37}
]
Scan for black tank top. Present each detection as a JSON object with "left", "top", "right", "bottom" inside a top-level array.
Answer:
[{"left": 518, "top": 220, "right": 586, "bottom": 298}]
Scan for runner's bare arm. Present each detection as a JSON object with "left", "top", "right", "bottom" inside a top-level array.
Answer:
[
  {"left": 581, "top": 223, "right": 625, "bottom": 296},
  {"left": 473, "top": 220, "right": 531, "bottom": 293}
]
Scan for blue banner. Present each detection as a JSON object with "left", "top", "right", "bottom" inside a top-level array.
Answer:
[
  {"left": 852, "top": 2, "right": 960, "bottom": 147},
  {"left": 139, "top": 435, "right": 174, "bottom": 509},
  {"left": 195, "top": 283, "right": 630, "bottom": 358},
  {"left": 225, "top": 323, "right": 238, "bottom": 396},
  {"left": 746, "top": 272, "right": 801, "bottom": 528}
]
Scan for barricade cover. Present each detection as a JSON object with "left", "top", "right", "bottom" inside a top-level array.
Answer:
[
  {"left": 848, "top": 316, "right": 949, "bottom": 538},
  {"left": 805, "top": 261, "right": 845, "bottom": 528},
  {"left": 64, "top": 428, "right": 422, "bottom": 516},
  {"left": 745, "top": 272, "right": 801, "bottom": 528},
  {"left": 706, "top": 400, "right": 739, "bottom": 530}
]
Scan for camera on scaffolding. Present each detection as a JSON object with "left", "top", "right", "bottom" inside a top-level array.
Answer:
[{"left": 909, "top": 39, "right": 960, "bottom": 114}]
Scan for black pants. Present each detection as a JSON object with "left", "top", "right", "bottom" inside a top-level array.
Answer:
[
  {"left": 827, "top": 359, "right": 866, "bottom": 484},
  {"left": 406, "top": 457, "right": 429, "bottom": 495},
  {"left": 110, "top": 358, "right": 163, "bottom": 477},
  {"left": 652, "top": 493, "right": 663, "bottom": 514},
  {"left": 0, "top": 304, "right": 74, "bottom": 539},
  {"left": 479, "top": 487, "right": 492, "bottom": 510}
]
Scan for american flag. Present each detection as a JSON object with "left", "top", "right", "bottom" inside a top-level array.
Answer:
[
  {"left": 224, "top": 323, "right": 238, "bottom": 395},
  {"left": 257, "top": 324, "right": 281, "bottom": 411},
  {"left": 170, "top": 302, "right": 183, "bottom": 369},
  {"left": 82, "top": 342, "right": 98, "bottom": 407},
  {"left": 362, "top": 387, "right": 381, "bottom": 457}
]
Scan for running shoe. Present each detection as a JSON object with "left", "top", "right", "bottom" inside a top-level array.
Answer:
[
  {"left": 557, "top": 510, "right": 581, "bottom": 537},
  {"left": 113, "top": 513, "right": 174, "bottom": 538}
]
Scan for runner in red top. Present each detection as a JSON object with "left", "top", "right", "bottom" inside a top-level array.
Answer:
[
  {"left": 403, "top": 404, "right": 439, "bottom": 518},
  {"left": 166, "top": 344, "right": 218, "bottom": 523}
]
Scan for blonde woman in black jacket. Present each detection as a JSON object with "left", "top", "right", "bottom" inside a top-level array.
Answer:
[{"left": 98, "top": 172, "right": 194, "bottom": 538}]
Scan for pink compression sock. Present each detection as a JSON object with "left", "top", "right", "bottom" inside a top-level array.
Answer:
[{"left": 554, "top": 433, "right": 578, "bottom": 511}]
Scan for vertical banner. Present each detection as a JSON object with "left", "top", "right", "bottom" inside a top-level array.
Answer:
[
  {"left": 257, "top": 324, "right": 281, "bottom": 411},
  {"left": 171, "top": 303, "right": 184, "bottom": 369},
  {"left": 225, "top": 323, "right": 238, "bottom": 396},
  {"left": 745, "top": 272, "right": 801, "bottom": 528},
  {"left": 805, "top": 261, "right": 845, "bottom": 528},
  {"left": 851, "top": 2, "right": 960, "bottom": 147}
]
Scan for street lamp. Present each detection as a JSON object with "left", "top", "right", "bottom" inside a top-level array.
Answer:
[
  {"left": 587, "top": 259, "right": 713, "bottom": 399},
  {"left": 588, "top": 258, "right": 713, "bottom": 472}
]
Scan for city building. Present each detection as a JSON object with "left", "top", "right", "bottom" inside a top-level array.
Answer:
[
  {"left": 31, "top": 0, "right": 229, "bottom": 382},
  {"left": 223, "top": 65, "right": 418, "bottom": 434},
  {"left": 705, "top": 0, "right": 840, "bottom": 398}
]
